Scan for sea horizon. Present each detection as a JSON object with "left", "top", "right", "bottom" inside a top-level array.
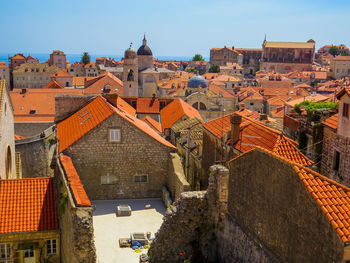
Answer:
[{"left": 0, "top": 53, "right": 203, "bottom": 66}]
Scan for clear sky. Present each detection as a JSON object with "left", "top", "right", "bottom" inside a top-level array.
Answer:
[{"left": 0, "top": 0, "right": 349, "bottom": 57}]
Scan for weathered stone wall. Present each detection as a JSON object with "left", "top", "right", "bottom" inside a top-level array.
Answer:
[
  {"left": 321, "top": 127, "right": 350, "bottom": 186},
  {"left": 15, "top": 126, "right": 56, "bottom": 178},
  {"left": 55, "top": 159, "right": 96, "bottom": 263},
  {"left": 14, "top": 122, "right": 54, "bottom": 137},
  {"left": 228, "top": 149, "right": 344, "bottom": 262},
  {"left": 168, "top": 153, "right": 190, "bottom": 201},
  {"left": 55, "top": 95, "right": 95, "bottom": 122},
  {"left": 0, "top": 231, "right": 60, "bottom": 263},
  {"left": 63, "top": 114, "right": 173, "bottom": 200}
]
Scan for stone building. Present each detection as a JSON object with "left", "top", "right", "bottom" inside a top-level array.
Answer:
[
  {"left": 48, "top": 50, "right": 67, "bottom": 69},
  {"left": 0, "top": 62, "right": 10, "bottom": 89},
  {"left": 261, "top": 40, "right": 315, "bottom": 73},
  {"left": 68, "top": 62, "right": 86, "bottom": 77},
  {"left": 321, "top": 87, "right": 350, "bottom": 186},
  {"left": 50, "top": 69, "right": 73, "bottom": 87},
  {"left": 12, "top": 63, "right": 59, "bottom": 89},
  {"left": 234, "top": 48, "right": 262, "bottom": 77},
  {"left": 329, "top": 56, "right": 350, "bottom": 79},
  {"left": 9, "top": 54, "right": 27, "bottom": 71},
  {"left": 122, "top": 36, "right": 175, "bottom": 97},
  {"left": 201, "top": 110, "right": 312, "bottom": 188},
  {"left": 84, "top": 62, "right": 99, "bottom": 77},
  {"left": 0, "top": 80, "right": 16, "bottom": 179},
  {"left": 149, "top": 147, "right": 350, "bottom": 262},
  {"left": 57, "top": 95, "right": 175, "bottom": 200},
  {"left": 0, "top": 177, "right": 60, "bottom": 263},
  {"left": 210, "top": 46, "right": 243, "bottom": 67}
]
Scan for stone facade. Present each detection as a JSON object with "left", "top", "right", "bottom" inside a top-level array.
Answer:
[
  {"left": 0, "top": 231, "right": 60, "bottom": 263},
  {"left": 55, "top": 158, "right": 96, "bottom": 263},
  {"left": 48, "top": 50, "right": 67, "bottom": 69},
  {"left": 62, "top": 114, "right": 173, "bottom": 200},
  {"left": 235, "top": 48, "right": 262, "bottom": 77},
  {"left": 329, "top": 56, "right": 350, "bottom": 79},
  {"left": 54, "top": 95, "right": 94, "bottom": 122},
  {"left": 12, "top": 63, "right": 59, "bottom": 89},
  {"left": 0, "top": 80, "right": 16, "bottom": 179},
  {"left": 210, "top": 47, "right": 243, "bottom": 67},
  {"left": 167, "top": 153, "right": 190, "bottom": 201},
  {"left": 0, "top": 62, "right": 10, "bottom": 89},
  {"left": 228, "top": 149, "right": 344, "bottom": 262},
  {"left": 261, "top": 40, "right": 315, "bottom": 73}
]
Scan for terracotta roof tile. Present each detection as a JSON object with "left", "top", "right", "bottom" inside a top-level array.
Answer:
[
  {"left": 322, "top": 114, "right": 338, "bottom": 131},
  {"left": 204, "top": 110, "right": 312, "bottom": 166},
  {"left": 11, "top": 54, "right": 26, "bottom": 60},
  {"left": 57, "top": 96, "right": 174, "bottom": 152},
  {"left": 160, "top": 98, "right": 202, "bottom": 132},
  {"left": 136, "top": 98, "right": 160, "bottom": 113},
  {"left": 44, "top": 80, "right": 64, "bottom": 89},
  {"left": 51, "top": 69, "right": 72, "bottom": 78},
  {"left": 141, "top": 115, "right": 162, "bottom": 133},
  {"left": 14, "top": 134, "right": 27, "bottom": 140},
  {"left": 0, "top": 177, "right": 58, "bottom": 234},
  {"left": 59, "top": 155, "right": 91, "bottom": 207}
]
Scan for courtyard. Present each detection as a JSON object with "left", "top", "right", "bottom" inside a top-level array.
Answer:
[{"left": 92, "top": 198, "right": 166, "bottom": 263}]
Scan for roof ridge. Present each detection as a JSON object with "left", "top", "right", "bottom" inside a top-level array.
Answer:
[{"left": 0, "top": 177, "right": 52, "bottom": 181}]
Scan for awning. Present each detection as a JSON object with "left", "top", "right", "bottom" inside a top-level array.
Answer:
[{"left": 17, "top": 243, "right": 39, "bottom": 251}]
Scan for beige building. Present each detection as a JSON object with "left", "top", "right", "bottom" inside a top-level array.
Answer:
[
  {"left": 210, "top": 46, "right": 243, "bottom": 67},
  {"left": 13, "top": 63, "right": 59, "bottom": 89},
  {"left": 0, "top": 62, "right": 10, "bottom": 89},
  {"left": 219, "top": 63, "right": 243, "bottom": 78},
  {"left": 261, "top": 40, "right": 315, "bottom": 73},
  {"left": 0, "top": 80, "right": 16, "bottom": 179},
  {"left": 329, "top": 56, "right": 350, "bottom": 79},
  {"left": 48, "top": 50, "right": 67, "bottom": 69}
]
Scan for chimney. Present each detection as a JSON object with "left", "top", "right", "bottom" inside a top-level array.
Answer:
[
  {"left": 103, "top": 93, "right": 119, "bottom": 108},
  {"left": 21, "top": 88, "right": 27, "bottom": 94},
  {"left": 230, "top": 113, "right": 242, "bottom": 146},
  {"left": 259, "top": 113, "right": 268, "bottom": 120}
]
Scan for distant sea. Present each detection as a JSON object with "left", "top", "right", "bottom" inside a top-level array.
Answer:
[{"left": 0, "top": 53, "right": 195, "bottom": 66}]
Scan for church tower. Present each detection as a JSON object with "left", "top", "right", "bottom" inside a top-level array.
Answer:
[{"left": 123, "top": 45, "right": 138, "bottom": 97}]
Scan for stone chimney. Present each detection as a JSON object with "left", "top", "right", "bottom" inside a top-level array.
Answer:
[
  {"left": 259, "top": 113, "right": 268, "bottom": 120},
  {"left": 103, "top": 93, "right": 119, "bottom": 108},
  {"left": 230, "top": 113, "right": 242, "bottom": 145}
]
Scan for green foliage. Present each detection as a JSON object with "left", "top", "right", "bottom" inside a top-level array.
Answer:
[
  {"left": 59, "top": 191, "right": 68, "bottom": 214},
  {"left": 208, "top": 65, "right": 219, "bottom": 73},
  {"left": 294, "top": 104, "right": 302, "bottom": 115},
  {"left": 329, "top": 46, "right": 339, "bottom": 56},
  {"left": 192, "top": 54, "right": 204, "bottom": 61},
  {"left": 298, "top": 130, "right": 308, "bottom": 154},
  {"left": 294, "top": 101, "right": 338, "bottom": 120},
  {"left": 81, "top": 52, "right": 90, "bottom": 65},
  {"left": 186, "top": 67, "right": 198, "bottom": 74}
]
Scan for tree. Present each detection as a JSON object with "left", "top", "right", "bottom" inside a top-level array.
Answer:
[
  {"left": 192, "top": 54, "right": 204, "bottom": 61},
  {"left": 208, "top": 65, "right": 219, "bottom": 73},
  {"left": 329, "top": 46, "right": 339, "bottom": 57},
  {"left": 81, "top": 52, "right": 91, "bottom": 65}
]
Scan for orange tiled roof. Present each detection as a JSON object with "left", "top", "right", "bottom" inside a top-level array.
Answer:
[
  {"left": 336, "top": 87, "right": 350, "bottom": 99},
  {"left": 322, "top": 113, "right": 338, "bottom": 131},
  {"left": 59, "top": 155, "right": 91, "bottom": 207},
  {"left": 72, "top": 77, "right": 94, "bottom": 86},
  {"left": 0, "top": 62, "right": 8, "bottom": 69},
  {"left": 136, "top": 98, "right": 160, "bottom": 113},
  {"left": 51, "top": 69, "right": 72, "bottom": 78},
  {"left": 84, "top": 72, "right": 123, "bottom": 95},
  {"left": 57, "top": 96, "right": 174, "bottom": 152},
  {"left": 160, "top": 98, "right": 202, "bottom": 132},
  {"left": 208, "top": 85, "right": 235, "bottom": 98},
  {"left": 14, "top": 134, "right": 27, "bottom": 140},
  {"left": 44, "top": 80, "right": 64, "bottom": 89},
  {"left": 141, "top": 115, "right": 162, "bottom": 133},
  {"left": 270, "top": 107, "right": 284, "bottom": 118},
  {"left": 203, "top": 111, "right": 313, "bottom": 166},
  {"left": 0, "top": 177, "right": 58, "bottom": 234},
  {"left": 295, "top": 165, "right": 350, "bottom": 242},
  {"left": 11, "top": 54, "right": 25, "bottom": 60}
]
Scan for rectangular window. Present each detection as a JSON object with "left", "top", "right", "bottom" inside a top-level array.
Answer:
[
  {"left": 343, "top": 103, "right": 349, "bottom": 118},
  {"left": 109, "top": 129, "right": 121, "bottom": 142},
  {"left": 333, "top": 151, "right": 340, "bottom": 171},
  {"left": 101, "top": 175, "right": 117, "bottom": 185},
  {"left": 0, "top": 244, "right": 11, "bottom": 259},
  {"left": 46, "top": 240, "right": 57, "bottom": 255},
  {"left": 134, "top": 175, "right": 148, "bottom": 183}
]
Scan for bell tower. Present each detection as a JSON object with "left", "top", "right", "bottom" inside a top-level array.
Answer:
[{"left": 123, "top": 43, "right": 138, "bottom": 97}]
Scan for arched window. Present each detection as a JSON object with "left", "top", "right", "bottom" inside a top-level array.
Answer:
[
  {"left": 5, "top": 146, "right": 12, "bottom": 179},
  {"left": 192, "top": 102, "right": 206, "bottom": 110},
  {"left": 127, "top": 70, "right": 134, "bottom": 81}
]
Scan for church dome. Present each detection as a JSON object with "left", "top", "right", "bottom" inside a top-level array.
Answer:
[
  {"left": 137, "top": 35, "right": 153, "bottom": 56},
  {"left": 188, "top": 75, "right": 208, "bottom": 89},
  {"left": 124, "top": 47, "right": 137, "bottom": 59}
]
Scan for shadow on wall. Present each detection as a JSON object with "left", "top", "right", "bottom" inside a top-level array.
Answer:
[{"left": 91, "top": 198, "right": 166, "bottom": 216}]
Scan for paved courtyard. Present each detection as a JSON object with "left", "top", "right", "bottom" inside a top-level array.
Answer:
[{"left": 92, "top": 199, "right": 166, "bottom": 263}]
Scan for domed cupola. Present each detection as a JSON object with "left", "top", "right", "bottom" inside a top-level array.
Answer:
[
  {"left": 137, "top": 34, "right": 153, "bottom": 56},
  {"left": 188, "top": 74, "right": 208, "bottom": 89},
  {"left": 124, "top": 45, "right": 137, "bottom": 59}
]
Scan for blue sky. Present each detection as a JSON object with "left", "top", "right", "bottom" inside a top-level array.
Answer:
[{"left": 0, "top": 0, "right": 349, "bottom": 57}]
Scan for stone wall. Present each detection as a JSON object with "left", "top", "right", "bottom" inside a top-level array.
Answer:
[
  {"left": 168, "top": 153, "right": 190, "bottom": 201},
  {"left": 228, "top": 149, "right": 344, "bottom": 262},
  {"left": 15, "top": 122, "right": 54, "bottom": 137},
  {"left": 55, "top": 95, "right": 95, "bottom": 122},
  {"left": 64, "top": 114, "right": 173, "bottom": 200},
  {"left": 15, "top": 126, "right": 56, "bottom": 178},
  {"left": 321, "top": 127, "right": 350, "bottom": 187},
  {"left": 55, "top": 158, "right": 96, "bottom": 263}
]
